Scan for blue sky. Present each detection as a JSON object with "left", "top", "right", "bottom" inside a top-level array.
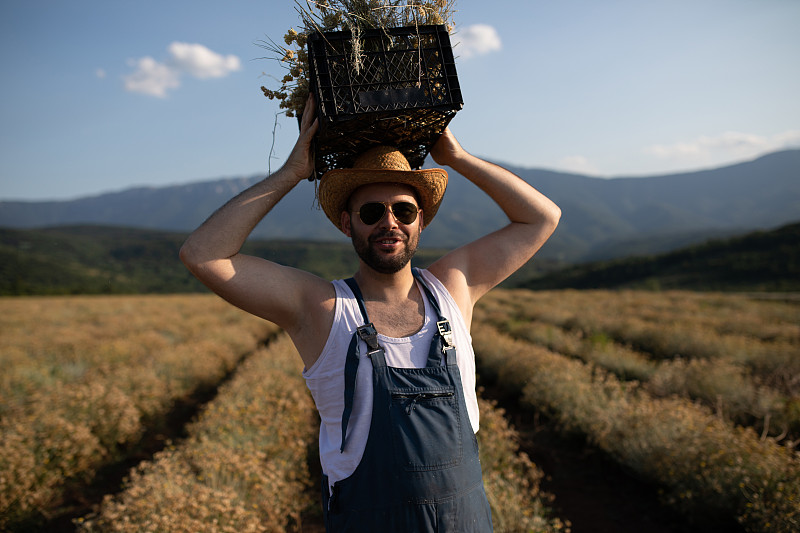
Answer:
[{"left": 1, "top": 0, "right": 798, "bottom": 201}]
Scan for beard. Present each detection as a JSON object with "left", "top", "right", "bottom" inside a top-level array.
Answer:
[{"left": 351, "top": 227, "right": 420, "bottom": 274}]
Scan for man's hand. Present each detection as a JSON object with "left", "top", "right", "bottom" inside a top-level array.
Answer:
[
  {"left": 429, "top": 127, "right": 464, "bottom": 169},
  {"left": 283, "top": 93, "right": 320, "bottom": 181}
]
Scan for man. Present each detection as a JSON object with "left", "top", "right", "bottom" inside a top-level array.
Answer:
[{"left": 180, "top": 94, "right": 561, "bottom": 532}]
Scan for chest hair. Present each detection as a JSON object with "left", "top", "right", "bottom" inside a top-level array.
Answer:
[{"left": 364, "top": 295, "right": 426, "bottom": 338}]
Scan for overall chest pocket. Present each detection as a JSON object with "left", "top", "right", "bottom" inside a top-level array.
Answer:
[{"left": 389, "top": 386, "right": 463, "bottom": 471}]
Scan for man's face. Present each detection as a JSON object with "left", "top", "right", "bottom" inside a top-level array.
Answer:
[{"left": 342, "top": 183, "right": 422, "bottom": 275}]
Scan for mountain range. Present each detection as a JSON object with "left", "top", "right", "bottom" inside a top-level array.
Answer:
[{"left": 2, "top": 149, "right": 798, "bottom": 262}]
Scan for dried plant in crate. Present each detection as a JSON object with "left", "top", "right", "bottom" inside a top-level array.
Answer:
[{"left": 259, "top": 0, "right": 457, "bottom": 117}]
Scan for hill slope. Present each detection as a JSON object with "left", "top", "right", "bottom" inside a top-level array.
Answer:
[
  {"left": 521, "top": 221, "right": 800, "bottom": 291},
  {"left": 1, "top": 149, "right": 798, "bottom": 262},
  {"left": 2, "top": 222, "right": 795, "bottom": 295},
  {"left": 1, "top": 225, "right": 551, "bottom": 295}
]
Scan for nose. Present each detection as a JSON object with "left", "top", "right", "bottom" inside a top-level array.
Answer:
[
  {"left": 377, "top": 210, "right": 400, "bottom": 229},
  {"left": 376, "top": 206, "right": 400, "bottom": 229}
]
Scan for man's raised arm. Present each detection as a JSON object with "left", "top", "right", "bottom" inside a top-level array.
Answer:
[
  {"left": 427, "top": 129, "right": 561, "bottom": 321},
  {"left": 179, "top": 95, "right": 331, "bottom": 348}
]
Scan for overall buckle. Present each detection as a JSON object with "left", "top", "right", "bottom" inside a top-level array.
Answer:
[
  {"left": 436, "top": 320, "right": 455, "bottom": 348},
  {"left": 356, "top": 323, "right": 381, "bottom": 353}
]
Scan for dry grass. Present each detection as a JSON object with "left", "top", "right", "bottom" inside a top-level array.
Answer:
[
  {"left": 3, "top": 293, "right": 567, "bottom": 531},
  {"left": 77, "top": 334, "right": 316, "bottom": 532},
  {"left": 18, "top": 288, "right": 788, "bottom": 529},
  {"left": 76, "top": 352, "right": 567, "bottom": 532},
  {"left": 472, "top": 307, "right": 800, "bottom": 532},
  {"left": 476, "top": 289, "right": 800, "bottom": 444},
  {"left": 0, "top": 295, "right": 275, "bottom": 530}
]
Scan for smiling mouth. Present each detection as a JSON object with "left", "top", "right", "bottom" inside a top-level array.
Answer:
[{"left": 371, "top": 233, "right": 404, "bottom": 250}]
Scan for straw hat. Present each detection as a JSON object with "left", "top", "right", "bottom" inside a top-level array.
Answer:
[{"left": 318, "top": 146, "right": 448, "bottom": 232}]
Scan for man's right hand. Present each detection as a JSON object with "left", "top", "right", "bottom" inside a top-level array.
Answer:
[{"left": 283, "top": 93, "right": 319, "bottom": 182}]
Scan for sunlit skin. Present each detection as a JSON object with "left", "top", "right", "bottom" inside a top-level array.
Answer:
[{"left": 341, "top": 183, "right": 423, "bottom": 275}]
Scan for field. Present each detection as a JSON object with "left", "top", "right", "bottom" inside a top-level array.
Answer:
[
  {"left": 1, "top": 294, "right": 566, "bottom": 532},
  {"left": 1, "top": 290, "right": 798, "bottom": 532},
  {"left": 474, "top": 289, "right": 800, "bottom": 532}
]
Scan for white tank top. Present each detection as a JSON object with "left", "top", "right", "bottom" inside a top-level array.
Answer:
[{"left": 302, "top": 269, "right": 479, "bottom": 489}]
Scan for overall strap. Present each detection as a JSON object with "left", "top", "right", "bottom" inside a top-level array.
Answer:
[
  {"left": 344, "top": 278, "right": 370, "bottom": 324},
  {"left": 412, "top": 268, "right": 457, "bottom": 367},
  {"left": 340, "top": 278, "right": 385, "bottom": 453},
  {"left": 343, "top": 278, "right": 383, "bottom": 363}
]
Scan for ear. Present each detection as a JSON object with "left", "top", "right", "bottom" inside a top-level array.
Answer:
[
  {"left": 418, "top": 208, "right": 425, "bottom": 231},
  {"left": 341, "top": 211, "right": 353, "bottom": 237}
]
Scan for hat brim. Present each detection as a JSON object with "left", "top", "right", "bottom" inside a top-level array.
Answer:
[{"left": 318, "top": 168, "right": 448, "bottom": 232}]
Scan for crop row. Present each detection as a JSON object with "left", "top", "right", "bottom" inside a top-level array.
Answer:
[
  {"left": 77, "top": 331, "right": 568, "bottom": 532},
  {"left": 77, "top": 334, "right": 317, "bottom": 532},
  {"left": 471, "top": 316, "right": 800, "bottom": 532},
  {"left": 2, "top": 294, "right": 569, "bottom": 532},
  {"left": 477, "top": 289, "right": 800, "bottom": 444},
  {"left": 0, "top": 295, "right": 276, "bottom": 530}
]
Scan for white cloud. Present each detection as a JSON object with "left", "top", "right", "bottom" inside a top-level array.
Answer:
[
  {"left": 167, "top": 42, "right": 241, "bottom": 79},
  {"left": 95, "top": 68, "right": 106, "bottom": 79},
  {"left": 124, "top": 56, "right": 181, "bottom": 98},
  {"left": 454, "top": 24, "right": 502, "bottom": 59},
  {"left": 123, "top": 42, "right": 241, "bottom": 98},
  {"left": 644, "top": 130, "right": 800, "bottom": 164}
]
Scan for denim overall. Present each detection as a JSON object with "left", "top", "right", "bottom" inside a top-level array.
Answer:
[{"left": 321, "top": 268, "right": 493, "bottom": 532}]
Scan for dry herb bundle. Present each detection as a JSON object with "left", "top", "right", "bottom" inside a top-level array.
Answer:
[{"left": 259, "top": 0, "right": 457, "bottom": 117}]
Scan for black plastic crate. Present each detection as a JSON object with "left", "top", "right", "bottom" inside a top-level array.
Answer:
[{"left": 306, "top": 24, "right": 463, "bottom": 178}]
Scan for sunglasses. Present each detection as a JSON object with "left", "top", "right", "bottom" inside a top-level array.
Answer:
[{"left": 354, "top": 201, "right": 419, "bottom": 226}]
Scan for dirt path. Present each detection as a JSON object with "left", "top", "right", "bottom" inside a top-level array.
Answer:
[
  {"left": 495, "top": 404, "right": 744, "bottom": 533},
  {"left": 520, "top": 419, "right": 693, "bottom": 533}
]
